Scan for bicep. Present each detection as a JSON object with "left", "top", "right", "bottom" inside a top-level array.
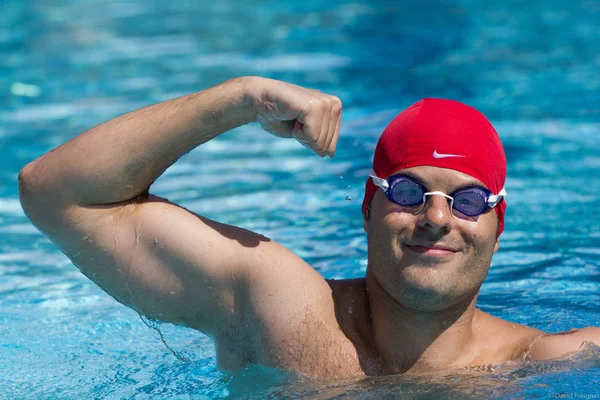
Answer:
[{"left": 35, "top": 193, "right": 269, "bottom": 335}]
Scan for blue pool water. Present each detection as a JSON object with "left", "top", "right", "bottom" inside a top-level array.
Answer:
[{"left": 2, "top": 0, "right": 600, "bottom": 398}]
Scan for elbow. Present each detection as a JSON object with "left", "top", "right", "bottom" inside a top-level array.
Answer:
[
  {"left": 18, "top": 161, "right": 53, "bottom": 221},
  {"left": 18, "top": 162, "right": 40, "bottom": 218},
  {"left": 19, "top": 162, "right": 36, "bottom": 199},
  {"left": 19, "top": 157, "right": 82, "bottom": 220}
]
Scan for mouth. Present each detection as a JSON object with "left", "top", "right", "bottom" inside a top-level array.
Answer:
[{"left": 403, "top": 243, "right": 459, "bottom": 257}]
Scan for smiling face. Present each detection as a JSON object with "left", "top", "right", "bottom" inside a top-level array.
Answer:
[{"left": 364, "top": 165, "right": 500, "bottom": 312}]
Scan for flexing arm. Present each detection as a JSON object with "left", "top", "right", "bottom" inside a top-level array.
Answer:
[
  {"left": 18, "top": 77, "right": 341, "bottom": 338},
  {"left": 19, "top": 77, "right": 338, "bottom": 208}
]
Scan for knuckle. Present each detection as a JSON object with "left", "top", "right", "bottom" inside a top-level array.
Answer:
[
  {"left": 332, "top": 96, "right": 342, "bottom": 109},
  {"left": 308, "top": 98, "right": 322, "bottom": 108},
  {"left": 327, "top": 95, "right": 342, "bottom": 111}
]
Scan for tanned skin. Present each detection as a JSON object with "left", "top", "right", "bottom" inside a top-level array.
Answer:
[{"left": 18, "top": 76, "right": 600, "bottom": 381}]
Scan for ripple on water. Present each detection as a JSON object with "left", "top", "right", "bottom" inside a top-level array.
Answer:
[{"left": 1, "top": 0, "right": 600, "bottom": 398}]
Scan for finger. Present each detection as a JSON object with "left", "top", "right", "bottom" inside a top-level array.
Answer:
[
  {"left": 291, "top": 129, "right": 316, "bottom": 153},
  {"left": 265, "top": 120, "right": 296, "bottom": 138},
  {"left": 321, "top": 103, "right": 336, "bottom": 157},
  {"left": 296, "top": 138, "right": 314, "bottom": 152},
  {"left": 315, "top": 95, "right": 332, "bottom": 157},
  {"left": 296, "top": 98, "right": 325, "bottom": 154},
  {"left": 292, "top": 128, "right": 311, "bottom": 144},
  {"left": 329, "top": 103, "right": 342, "bottom": 156},
  {"left": 291, "top": 120, "right": 305, "bottom": 138},
  {"left": 324, "top": 96, "right": 342, "bottom": 157}
]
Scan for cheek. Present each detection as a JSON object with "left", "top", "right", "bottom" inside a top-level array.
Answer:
[
  {"left": 457, "top": 226, "right": 497, "bottom": 290},
  {"left": 463, "top": 214, "right": 499, "bottom": 257},
  {"left": 367, "top": 212, "right": 416, "bottom": 268},
  {"left": 367, "top": 207, "right": 397, "bottom": 242},
  {"left": 373, "top": 209, "right": 415, "bottom": 240}
]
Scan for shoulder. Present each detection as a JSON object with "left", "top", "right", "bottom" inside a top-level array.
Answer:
[
  {"left": 472, "top": 310, "right": 543, "bottom": 360},
  {"left": 473, "top": 311, "right": 600, "bottom": 362},
  {"left": 526, "top": 327, "right": 600, "bottom": 360},
  {"left": 473, "top": 309, "right": 542, "bottom": 339}
]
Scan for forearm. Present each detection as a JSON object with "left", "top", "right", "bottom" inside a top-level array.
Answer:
[{"left": 19, "top": 77, "right": 254, "bottom": 207}]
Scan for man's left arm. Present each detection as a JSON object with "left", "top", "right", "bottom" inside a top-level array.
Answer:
[{"left": 527, "top": 327, "right": 600, "bottom": 360}]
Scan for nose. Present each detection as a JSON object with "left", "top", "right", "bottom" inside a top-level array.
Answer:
[{"left": 415, "top": 192, "right": 453, "bottom": 233}]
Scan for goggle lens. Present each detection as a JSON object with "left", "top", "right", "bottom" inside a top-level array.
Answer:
[
  {"left": 452, "top": 189, "right": 487, "bottom": 216},
  {"left": 391, "top": 180, "right": 424, "bottom": 206}
]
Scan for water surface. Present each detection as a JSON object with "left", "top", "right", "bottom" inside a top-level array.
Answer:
[{"left": 1, "top": 0, "right": 599, "bottom": 398}]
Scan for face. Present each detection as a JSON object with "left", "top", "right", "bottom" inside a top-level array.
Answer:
[{"left": 364, "top": 166, "right": 500, "bottom": 312}]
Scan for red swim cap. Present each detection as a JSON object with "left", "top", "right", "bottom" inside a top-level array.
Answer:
[{"left": 362, "top": 98, "right": 507, "bottom": 235}]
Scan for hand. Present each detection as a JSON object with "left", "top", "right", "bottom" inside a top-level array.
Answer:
[{"left": 246, "top": 77, "right": 341, "bottom": 157}]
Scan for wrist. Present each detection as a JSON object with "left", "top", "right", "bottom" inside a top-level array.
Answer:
[{"left": 235, "top": 76, "right": 266, "bottom": 124}]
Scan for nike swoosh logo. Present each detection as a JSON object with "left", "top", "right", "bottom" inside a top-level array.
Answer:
[{"left": 433, "top": 150, "right": 466, "bottom": 159}]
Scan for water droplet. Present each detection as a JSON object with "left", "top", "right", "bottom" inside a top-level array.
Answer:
[
  {"left": 208, "top": 242, "right": 214, "bottom": 247},
  {"left": 347, "top": 307, "right": 353, "bottom": 314},
  {"left": 268, "top": 292, "right": 274, "bottom": 296},
  {"left": 339, "top": 176, "right": 344, "bottom": 180},
  {"left": 346, "top": 185, "right": 350, "bottom": 190},
  {"left": 345, "top": 196, "right": 352, "bottom": 202}
]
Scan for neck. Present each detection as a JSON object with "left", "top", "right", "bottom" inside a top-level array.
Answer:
[{"left": 365, "top": 268, "right": 479, "bottom": 374}]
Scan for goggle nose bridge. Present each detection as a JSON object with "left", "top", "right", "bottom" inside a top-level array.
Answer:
[{"left": 412, "top": 191, "right": 455, "bottom": 215}]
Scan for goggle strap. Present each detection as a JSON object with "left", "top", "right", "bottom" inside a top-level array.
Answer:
[
  {"left": 370, "top": 175, "right": 389, "bottom": 192},
  {"left": 487, "top": 187, "right": 507, "bottom": 208}
]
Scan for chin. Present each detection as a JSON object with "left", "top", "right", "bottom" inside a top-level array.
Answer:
[
  {"left": 396, "top": 284, "right": 475, "bottom": 313},
  {"left": 389, "top": 264, "right": 476, "bottom": 310}
]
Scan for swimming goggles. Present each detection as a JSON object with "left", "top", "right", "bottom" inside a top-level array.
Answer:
[{"left": 370, "top": 174, "right": 506, "bottom": 217}]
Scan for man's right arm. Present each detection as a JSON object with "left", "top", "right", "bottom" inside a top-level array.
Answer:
[{"left": 18, "top": 77, "right": 341, "bottom": 338}]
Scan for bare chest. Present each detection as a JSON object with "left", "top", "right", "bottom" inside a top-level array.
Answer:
[{"left": 214, "top": 317, "right": 377, "bottom": 380}]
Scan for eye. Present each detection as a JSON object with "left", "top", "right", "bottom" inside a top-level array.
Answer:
[
  {"left": 453, "top": 189, "right": 487, "bottom": 216},
  {"left": 391, "top": 180, "right": 424, "bottom": 206},
  {"left": 456, "top": 195, "right": 477, "bottom": 206}
]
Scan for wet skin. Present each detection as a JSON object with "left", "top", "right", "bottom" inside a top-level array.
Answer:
[
  {"left": 19, "top": 77, "right": 600, "bottom": 381},
  {"left": 322, "top": 165, "right": 533, "bottom": 376},
  {"left": 364, "top": 165, "right": 500, "bottom": 314}
]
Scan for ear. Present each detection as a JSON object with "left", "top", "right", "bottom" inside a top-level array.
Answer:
[{"left": 493, "top": 236, "right": 500, "bottom": 253}]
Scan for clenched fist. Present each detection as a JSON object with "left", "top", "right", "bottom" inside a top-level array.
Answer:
[{"left": 246, "top": 77, "right": 342, "bottom": 157}]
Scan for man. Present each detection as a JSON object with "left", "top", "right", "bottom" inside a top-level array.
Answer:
[{"left": 18, "top": 76, "right": 599, "bottom": 381}]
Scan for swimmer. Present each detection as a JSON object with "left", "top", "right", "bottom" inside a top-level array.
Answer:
[{"left": 18, "top": 77, "right": 600, "bottom": 380}]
